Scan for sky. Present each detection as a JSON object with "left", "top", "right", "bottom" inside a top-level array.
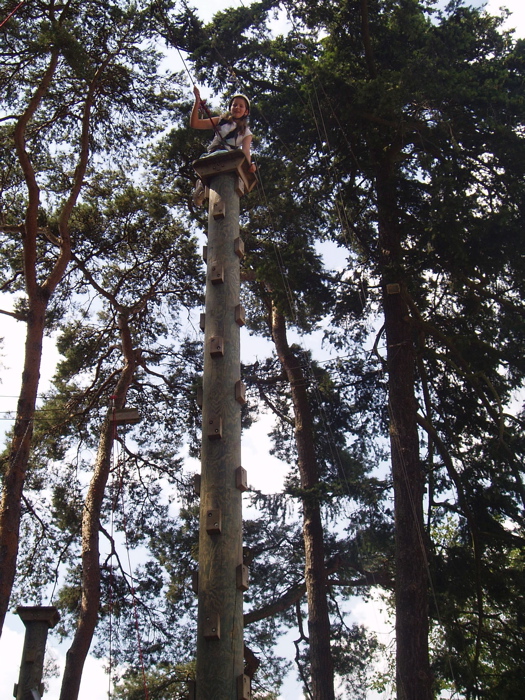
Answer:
[{"left": 1, "top": 0, "right": 524, "bottom": 698}]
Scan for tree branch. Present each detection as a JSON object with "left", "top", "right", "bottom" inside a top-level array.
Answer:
[
  {"left": 360, "top": 0, "right": 377, "bottom": 79},
  {"left": 0, "top": 307, "right": 26, "bottom": 321},
  {"left": 13, "top": 49, "right": 60, "bottom": 297}
]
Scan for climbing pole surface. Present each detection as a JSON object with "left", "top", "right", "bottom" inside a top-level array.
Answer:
[{"left": 194, "top": 151, "right": 252, "bottom": 700}]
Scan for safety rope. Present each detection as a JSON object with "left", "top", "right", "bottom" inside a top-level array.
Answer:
[
  {"left": 0, "top": 0, "right": 24, "bottom": 29},
  {"left": 154, "top": 4, "right": 234, "bottom": 151}
]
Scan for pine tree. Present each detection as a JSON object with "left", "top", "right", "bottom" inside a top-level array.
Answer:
[
  {"left": 0, "top": 0, "right": 186, "bottom": 636},
  {"left": 187, "top": 0, "right": 525, "bottom": 696}
]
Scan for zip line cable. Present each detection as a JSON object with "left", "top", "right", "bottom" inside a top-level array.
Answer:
[
  {"left": 0, "top": 0, "right": 24, "bottom": 29},
  {"left": 154, "top": 8, "right": 235, "bottom": 150}
]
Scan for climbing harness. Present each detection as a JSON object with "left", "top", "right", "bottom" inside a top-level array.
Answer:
[{"left": 197, "top": 99, "right": 250, "bottom": 155}]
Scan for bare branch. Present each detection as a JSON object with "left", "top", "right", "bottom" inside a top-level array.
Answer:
[{"left": 0, "top": 307, "right": 26, "bottom": 321}]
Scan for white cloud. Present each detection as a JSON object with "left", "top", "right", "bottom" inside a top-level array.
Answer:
[
  {"left": 485, "top": 0, "right": 525, "bottom": 37},
  {"left": 0, "top": 622, "right": 24, "bottom": 700}
]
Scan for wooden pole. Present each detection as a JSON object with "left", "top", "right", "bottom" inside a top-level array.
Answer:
[
  {"left": 193, "top": 152, "right": 255, "bottom": 700},
  {"left": 14, "top": 606, "right": 60, "bottom": 700}
]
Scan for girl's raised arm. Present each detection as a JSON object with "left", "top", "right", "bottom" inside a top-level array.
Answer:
[{"left": 190, "top": 86, "right": 220, "bottom": 130}]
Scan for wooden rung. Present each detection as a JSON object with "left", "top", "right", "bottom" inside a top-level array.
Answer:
[
  {"left": 235, "top": 380, "right": 246, "bottom": 405},
  {"left": 203, "top": 612, "right": 220, "bottom": 640},
  {"left": 210, "top": 263, "right": 224, "bottom": 285},
  {"left": 236, "top": 564, "right": 249, "bottom": 592},
  {"left": 235, "top": 176, "right": 246, "bottom": 197},
  {"left": 209, "top": 336, "right": 224, "bottom": 357},
  {"left": 112, "top": 408, "right": 141, "bottom": 425},
  {"left": 235, "top": 466, "right": 248, "bottom": 491},
  {"left": 207, "top": 415, "right": 222, "bottom": 440},
  {"left": 213, "top": 199, "right": 226, "bottom": 220},
  {"left": 205, "top": 508, "right": 222, "bottom": 535},
  {"left": 235, "top": 304, "right": 246, "bottom": 327},
  {"left": 234, "top": 237, "right": 245, "bottom": 259},
  {"left": 237, "top": 674, "right": 251, "bottom": 700},
  {"left": 196, "top": 385, "right": 203, "bottom": 408}
]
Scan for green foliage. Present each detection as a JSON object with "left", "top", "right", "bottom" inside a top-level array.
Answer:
[
  {"left": 190, "top": 0, "right": 525, "bottom": 695},
  {"left": 112, "top": 661, "right": 195, "bottom": 700},
  {"left": 8, "top": 164, "right": 205, "bottom": 667}
]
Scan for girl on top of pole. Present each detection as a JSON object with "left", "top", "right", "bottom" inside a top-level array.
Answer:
[{"left": 190, "top": 86, "right": 256, "bottom": 204}]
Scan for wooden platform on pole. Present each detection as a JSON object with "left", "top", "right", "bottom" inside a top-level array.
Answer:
[
  {"left": 14, "top": 606, "right": 60, "bottom": 700},
  {"left": 193, "top": 150, "right": 257, "bottom": 200}
]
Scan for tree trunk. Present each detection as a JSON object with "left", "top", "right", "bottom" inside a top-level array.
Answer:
[
  {"left": 0, "top": 49, "right": 62, "bottom": 636},
  {"left": 59, "top": 419, "right": 114, "bottom": 700},
  {"left": 271, "top": 305, "right": 335, "bottom": 700},
  {"left": 0, "top": 294, "right": 48, "bottom": 634},
  {"left": 59, "top": 313, "right": 137, "bottom": 700},
  {"left": 376, "top": 158, "right": 432, "bottom": 700},
  {"left": 0, "top": 42, "right": 86, "bottom": 635}
]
